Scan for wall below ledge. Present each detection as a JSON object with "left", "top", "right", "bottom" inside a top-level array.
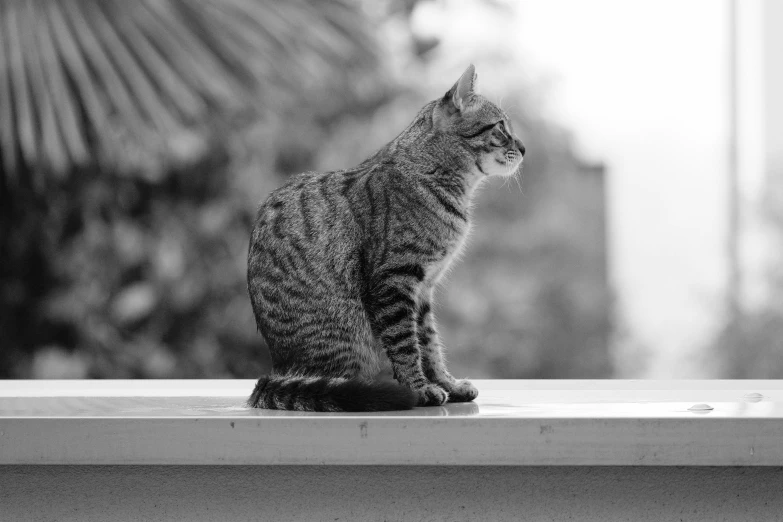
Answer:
[{"left": 2, "top": 465, "right": 782, "bottom": 522}]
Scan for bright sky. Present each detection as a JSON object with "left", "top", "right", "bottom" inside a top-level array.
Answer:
[
  {"left": 515, "top": 0, "right": 730, "bottom": 377},
  {"left": 415, "top": 0, "right": 733, "bottom": 377}
]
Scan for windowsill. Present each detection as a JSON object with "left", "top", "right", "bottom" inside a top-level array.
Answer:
[{"left": 1, "top": 380, "right": 781, "bottom": 466}]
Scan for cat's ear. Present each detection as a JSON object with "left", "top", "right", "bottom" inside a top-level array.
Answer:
[{"left": 444, "top": 64, "right": 478, "bottom": 114}]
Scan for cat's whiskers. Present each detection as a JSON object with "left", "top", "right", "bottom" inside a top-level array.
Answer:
[
  {"left": 499, "top": 158, "right": 510, "bottom": 190},
  {"left": 502, "top": 155, "right": 514, "bottom": 192},
  {"left": 513, "top": 165, "right": 524, "bottom": 194},
  {"left": 502, "top": 171, "right": 512, "bottom": 192},
  {"left": 503, "top": 149, "right": 524, "bottom": 194}
]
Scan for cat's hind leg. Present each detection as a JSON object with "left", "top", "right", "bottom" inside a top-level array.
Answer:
[
  {"left": 278, "top": 296, "right": 373, "bottom": 380},
  {"left": 250, "top": 295, "right": 416, "bottom": 412}
]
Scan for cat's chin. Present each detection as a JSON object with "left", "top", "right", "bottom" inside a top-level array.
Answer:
[
  {"left": 501, "top": 160, "right": 523, "bottom": 178},
  {"left": 482, "top": 156, "right": 523, "bottom": 178}
]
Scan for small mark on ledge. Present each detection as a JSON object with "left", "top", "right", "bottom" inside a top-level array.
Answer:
[
  {"left": 742, "top": 392, "right": 764, "bottom": 403},
  {"left": 230, "top": 421, "right": 235, "bottom": 429},
  {"left": 359, "top": 421, "right": 368, "bottom": 439},
  {"left": 539, "top": 425, "right": 554, "bottom": 435},
  {"left": 687, "top": 403, "right": 714, "bottom": 414}
]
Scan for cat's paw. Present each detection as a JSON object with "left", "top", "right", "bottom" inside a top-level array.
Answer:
[
  {"left": 443, "top": 379, "right": 478, "bottom": 403},
  {"left": 415, "top": 384, "right": 449, "bottom": 407}
]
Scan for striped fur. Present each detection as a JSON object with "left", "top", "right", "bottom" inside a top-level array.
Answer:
[
  {"left": 247, "top": 65, "right": 525, "bottom": 411},
  {"left": 248, "top": 376, "right": 417, "bottom": 412}
]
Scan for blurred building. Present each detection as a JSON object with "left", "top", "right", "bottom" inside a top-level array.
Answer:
[
  {"left": 736, "top": 0, "right": 783, "bottom": 310},
  {"left": 513, "top": 0, "right": 783, "bottom": 377}
]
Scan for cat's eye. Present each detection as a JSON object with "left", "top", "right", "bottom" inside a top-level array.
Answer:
[{"left": 490, "top": 121, "right": 509, "bottom": 146}]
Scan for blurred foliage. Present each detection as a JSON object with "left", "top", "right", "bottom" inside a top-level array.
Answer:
[
  {"left": 0, "top": 0, "right": 389, "bottom": 377},
  {"left": 0, "top": 0, "right": 381, "bottom": 184},
  {"left": 0, "top": 0, "right": 614, "bottom": 379},
  {"left": 1, "top": 157, "right": 262, "bottom": 378}
]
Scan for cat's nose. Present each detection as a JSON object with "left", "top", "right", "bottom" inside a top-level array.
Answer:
[{"left": 515, "top": 139, "right": 525, "bottom": 157}]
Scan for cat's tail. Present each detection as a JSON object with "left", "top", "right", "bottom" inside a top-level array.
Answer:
[{"left": 247, "top": 375, "right": 417, "bottom": 412}]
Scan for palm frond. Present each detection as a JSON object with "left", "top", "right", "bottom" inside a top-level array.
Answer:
[{"left": 0, "top": 0, "right": 380, "bottom": 189}]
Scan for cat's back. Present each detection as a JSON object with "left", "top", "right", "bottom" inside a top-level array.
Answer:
[
  {"left": 248, "top": 169, "right": 363, "bottom": 286},
  {"left": 253, "top": 170, "right": 353, "bottom": 238}
]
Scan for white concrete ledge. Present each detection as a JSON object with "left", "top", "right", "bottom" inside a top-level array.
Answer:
[{"left": 1, "top": 380, "right": 782, "bottom": 465}]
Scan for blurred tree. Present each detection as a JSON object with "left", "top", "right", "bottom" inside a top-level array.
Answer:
[
  {"left": 0, "top": 0, "right": 391, "bottom": 377},
  {"left": 0, "top": 0, "right": 381, "bottom": 185}
]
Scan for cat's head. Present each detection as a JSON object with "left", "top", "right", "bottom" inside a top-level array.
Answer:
[{"left": 434, "top": 65, "right": 525, "bottom": 177}]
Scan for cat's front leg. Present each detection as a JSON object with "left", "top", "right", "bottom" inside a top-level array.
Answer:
[
  {"left": 417, "top": 291, "right": 478, "bottom": 403},
  {"left": 369, "top": 275, "right": 448, "bottom": 407}
]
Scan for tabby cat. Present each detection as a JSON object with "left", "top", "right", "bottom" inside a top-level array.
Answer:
[{"left": 247, "top": 65, "right": 525, "bottom": 411}]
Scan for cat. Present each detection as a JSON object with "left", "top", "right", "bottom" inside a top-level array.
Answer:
[{"left": 247, "top": 65, "right": 525, "bottom": 411}]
